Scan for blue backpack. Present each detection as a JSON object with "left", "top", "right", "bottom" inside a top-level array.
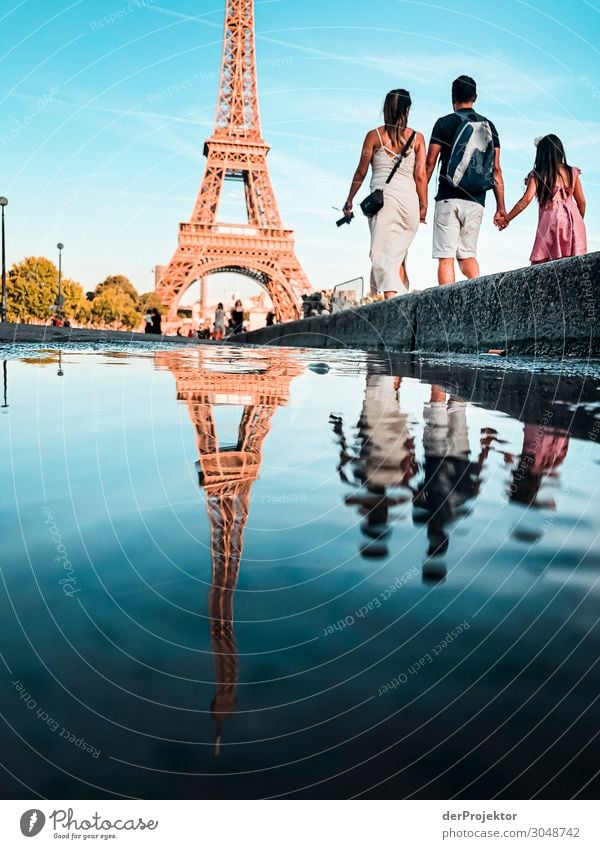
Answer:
[{"left": 447, "top": 113, "right": 495, "bottom": 196}]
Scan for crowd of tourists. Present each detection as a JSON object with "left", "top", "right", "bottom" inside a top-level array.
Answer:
[
  {"left": 301, "top": 290, "right": 335, "bottom": 317},
  {"left": 343, "top": 75, "right": 587, "bottom": 298}
]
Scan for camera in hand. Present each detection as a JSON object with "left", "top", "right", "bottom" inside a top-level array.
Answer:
[{"left": 336, "top": 212, "right": 354, "bottom": 227}]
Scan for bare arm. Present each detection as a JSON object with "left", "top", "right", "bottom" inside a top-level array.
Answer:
[
  {"left": 343, "top": 131, "right": 375, "bottom": 216},
  {"left": 426, "top": 141, "right": 441, "bottom": 184},
  {"left": 573, "top": 172, "right": 586, "bottom": 218},
  {"left": 503, "top": 176, "right": 537, "bottom": 226},
  {"left": 413, "top": 133, "right": 428, "bottom": 222},
  {"left": 492, "top": 148, "right": 506, "bottom": 224}
]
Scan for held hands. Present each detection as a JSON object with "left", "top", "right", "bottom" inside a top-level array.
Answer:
[
  {"left": 494, "top": 209, "right": 509, "bottom": 231},
  {"left": 420, "top": 204, "right": 427, "bottom": 224}
]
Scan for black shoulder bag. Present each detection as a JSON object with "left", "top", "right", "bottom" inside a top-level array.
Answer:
[{"left": 360, "top": 130, "right": 416, "bottom": 218}]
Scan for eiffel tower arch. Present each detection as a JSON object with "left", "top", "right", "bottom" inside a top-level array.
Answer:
[
  {"left": 156, "top": 0, "right": 313, "bottom": 322},
  {"left": 156, "top": 349, "right": 303, "bottom": 750}
]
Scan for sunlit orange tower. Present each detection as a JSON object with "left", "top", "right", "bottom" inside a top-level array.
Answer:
[
  {"left": 156, "top": 349, "right": 303, "bottom": 751},
  {"left": 156, "top": 0, "right": 312, "bottom": 323}
]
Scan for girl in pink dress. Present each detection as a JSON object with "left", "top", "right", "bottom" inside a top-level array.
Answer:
[{"left": 501, "top": 134, "right": 587, "bottom": 262}]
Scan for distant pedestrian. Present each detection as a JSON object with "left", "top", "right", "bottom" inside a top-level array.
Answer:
[
  {"left": 498, "top": 135, "right": 587, "bottom": 263},
  {"left": 214, "top": 302, "right": 226, "bottom": 340},
  {"left": 231, "top": 299, "right": 244, "bottom": 333},
  {"left": 144, "top": 311, "right": 153, "bottom": 334},
  {"left": 343, "top": 89, "right": 427, "bottom": 297},
  {"left": 426, "top": 75, "right": 506, "bottom": 285},
  {"left": 151, "top": 308, "right": 162, "bottom": 335}
]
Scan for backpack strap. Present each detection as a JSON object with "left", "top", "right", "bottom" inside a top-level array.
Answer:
[{"left": 385, "top": 130, "right": 416, "bottom": 185}]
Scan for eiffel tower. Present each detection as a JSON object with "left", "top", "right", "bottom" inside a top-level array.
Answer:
[
  {"left": 156, "top": 349, "right": 303, "bottom": 751},
  {"left": 156, "top": 0, "right": 312, "bottom": 323}
]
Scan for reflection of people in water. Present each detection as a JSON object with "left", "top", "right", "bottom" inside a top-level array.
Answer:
[
  {"left": 413, "top": 386, "right": 495, "bottom": 582},
  {"left": 331, "top": 372, "right": 416, "bottom": 558},
  {"left": 506, "top": 423, "right": 569, "bottom": 510}
]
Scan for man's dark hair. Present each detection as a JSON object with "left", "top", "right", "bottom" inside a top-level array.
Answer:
[{"left": 452, "top": 75, "right": 477, "bottom": 103}]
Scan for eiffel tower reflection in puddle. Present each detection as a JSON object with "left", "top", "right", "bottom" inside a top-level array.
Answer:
[{"left": 156, "top": 349, "right": 303, "bottom": 754}]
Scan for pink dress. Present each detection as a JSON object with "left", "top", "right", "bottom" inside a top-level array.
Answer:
[{"left": 530, "top": 166, "right": 587, "bottom": 262}]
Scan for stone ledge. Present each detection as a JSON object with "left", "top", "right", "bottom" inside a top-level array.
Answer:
[{"left": 233, "top": 252, "right": 599, "bottom": 357}]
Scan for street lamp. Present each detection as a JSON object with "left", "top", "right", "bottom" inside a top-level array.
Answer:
[
  {"left": 56, "top": 242, "right": 64, "bottom": 320},
  {"left": 0, "top": 197, "right": 8, "bottom": 322},
  {"left": 1, "top": 360, "right": 8, "bottom": 411}
]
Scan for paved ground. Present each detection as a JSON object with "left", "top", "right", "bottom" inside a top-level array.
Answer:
[{"left": 0, "top": 323, "right": 206, "bottom": 345}]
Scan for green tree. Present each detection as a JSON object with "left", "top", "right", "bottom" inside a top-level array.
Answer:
[
  {"left": 138, "top": 292, "right": 165, "bottom": 314},
  {"left": 90, "top": 289, "right": 142, "bottom": 329},
  {"left": 94, "top": 275, "right": 139, "bottom": 305},
  {"left": 7, "top": 257, "right": 92, "bottom": 324},
  {"left": 7, "top": 256, "right": 59, "bottom": 322},
  {"left": 61, "top": 278, "right": 90, "bottom": 322}
]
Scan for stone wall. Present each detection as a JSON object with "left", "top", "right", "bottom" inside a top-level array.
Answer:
[{"left": 233, "top": 252, "right": 599, "bottom": 357}]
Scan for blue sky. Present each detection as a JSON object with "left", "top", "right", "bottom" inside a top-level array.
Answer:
[{"left": 1, "top": 0, "right": 598, "bottom": 299}]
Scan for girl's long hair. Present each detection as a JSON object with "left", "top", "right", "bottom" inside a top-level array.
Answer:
[
  {"left": 533, "top": 135, "right": 571, "bottom": 207},
  {"left": 383, "top": 89, "right": 411, "bottom": 148}
]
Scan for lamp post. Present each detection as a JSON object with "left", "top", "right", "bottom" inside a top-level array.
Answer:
[
  {"left": 0, "top": 197, "right": 8, "bottom": 322},
  {"left": 1, "top": 360, "right": 8, "bottom": 411},
  {"left": 56, "top": 242, "right": 64, "bottom": 320}
]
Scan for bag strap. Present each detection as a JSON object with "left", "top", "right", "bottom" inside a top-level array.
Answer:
[{"left": 385, "top": 130, "right": 416, "bottom": 184}]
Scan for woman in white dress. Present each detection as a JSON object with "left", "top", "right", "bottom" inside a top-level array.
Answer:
[{"left": 343, "top": 89, "right": 427, "bottom": 298}]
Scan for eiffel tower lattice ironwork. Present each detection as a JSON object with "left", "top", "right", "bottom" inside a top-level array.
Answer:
[
  {"left": 156, "top": 349, "right": 303, "bottom": 751},
  {"left": 156, "top": 0, "right": 312, "bottom": 322}
]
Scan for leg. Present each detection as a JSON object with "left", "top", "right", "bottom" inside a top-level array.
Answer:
[
  {"left": 456, "top": 201, "right": 484, "bottom": 279},
  {"left": 457, "top": 257, "right": 480, "bottom": 279},
  {"left": 430, "top": 385, "right": 446, "bottom": 403},
  {"left": 433, "top": 200, "right": 460, "bottom": 286},
  {"left": 437, "top": 258, "right": 455, "bottom": 285}
]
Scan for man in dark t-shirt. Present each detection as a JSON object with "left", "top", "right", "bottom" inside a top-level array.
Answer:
[{"left": 426, "top": 76, "right": 506, "bottom": 286}]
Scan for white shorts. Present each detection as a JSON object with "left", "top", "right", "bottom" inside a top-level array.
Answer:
[{"left": 432, "top": 198, "right": 484, "bottom": 259}]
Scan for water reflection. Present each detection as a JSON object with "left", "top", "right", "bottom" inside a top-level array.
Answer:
[
  {"left": 1, "top": 345, "right": 599, "bottom": 799},
  {"left": 156, "top": 349, "right": 303, "bottom": 751},
  {"left": 2, "top": 359, "right": 8, "bottom": 411},
  {"left": 332, "top": 371, "right": 504, "bottom": 582},
  {"left": 507, "top": 424, "right": 570, "bottom": 510},
  {"left": 505, "top": 423, "right": 571, "bottom": 545},
  {"left": 414, "top": 386, "right": 496, "bottom": 582},
  {"left": 331, "top": 372, "right": 415, "bottom": 559}
]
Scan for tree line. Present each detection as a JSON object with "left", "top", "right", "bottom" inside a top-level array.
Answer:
[{"left": 6, "top": 256, "right": 165, "bottom": 329}]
